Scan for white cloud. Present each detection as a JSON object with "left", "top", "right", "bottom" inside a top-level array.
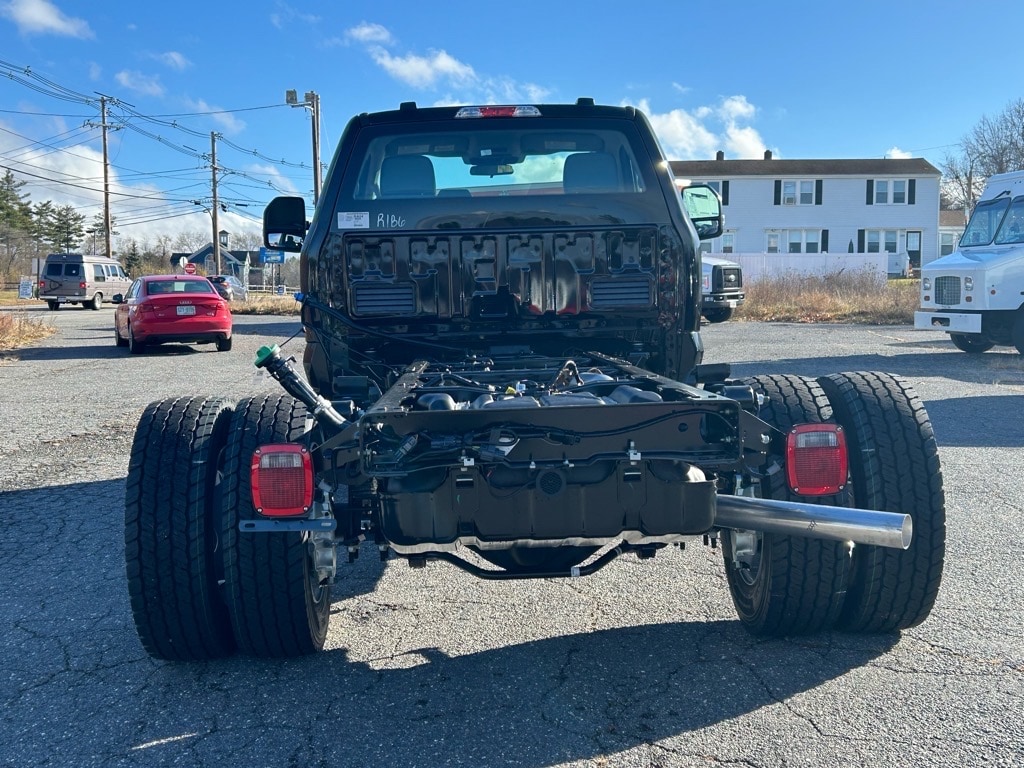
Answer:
[
  {"left": 719, "top": 95, "right": 756, "bottom": 122},
  {"left": 183, "top": 98, "right": 245, "bottom": 135},
  {"left": 88, "top": 62, "right": 101, "bottom": 81},
  {"left": 345, "top": 22, "right": 393, "bottom": 45},
  {"left": 115, "top": 70, "right": 165, "bottom": 98},
  {"left": 154, "top": 51, "right": 191, "bottom": 71},
  {"left": 369, "top": 46, "right": 476, "bottom": 89},
  {"left": 347, "top": 27, "right": 546, "bottom": 105},
  {"left": 633, "top": 96, "right": 768, "bottom": 160},
  {"left": 269, "top": 3, "right": 319, "bottom": 30},
  {"left": 2, "top": 0, "right": 93, "bottom": 38},
  {"left": 886, "top": 146, "right": 912, "bottom": 159}
]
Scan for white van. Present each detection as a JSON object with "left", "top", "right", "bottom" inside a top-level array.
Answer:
[
  {"left": 38, "top": 253, "right": 133, "bottom": 310},
  {"left": 915, "top": 171, "right": 1024, "bottom": 354}
]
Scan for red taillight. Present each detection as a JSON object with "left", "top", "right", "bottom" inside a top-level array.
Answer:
[
  {"left": 250, "top": 444, "right": 313, "bottom": 517},
  {"left": 79, "top": 281, "right": 87, "bottom": 289},
  {"left": 785, "top": 424, "right": 848, "bottom": 496}
]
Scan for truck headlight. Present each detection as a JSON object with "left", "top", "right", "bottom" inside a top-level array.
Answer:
[
  {"left": 964, "top": 277, "right": 974, "bottom": 291},
  {"left": 702, "top": 275, "right": 711, "bottom": 291},
  {"left": 922, "top": 277, "right": 931, "bottom": 290}
]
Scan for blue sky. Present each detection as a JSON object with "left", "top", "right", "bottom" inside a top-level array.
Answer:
[{"left": 0, "top": 0, "right": 1018, "bottom": 244}]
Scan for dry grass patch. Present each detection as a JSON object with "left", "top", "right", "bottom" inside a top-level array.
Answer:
[
  {"left": 231, "top": 294, "right": 301, "bottom": 316},
  {"left": 739, "top": 269, "right": 918, "bottom": 324},
  {"left": 0, "top": 311, "right": 55, "bottom": 351}
]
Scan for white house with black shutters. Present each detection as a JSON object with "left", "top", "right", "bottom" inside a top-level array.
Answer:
[{"left": 670, "top": 153, "right": 942, "bottom": 271}]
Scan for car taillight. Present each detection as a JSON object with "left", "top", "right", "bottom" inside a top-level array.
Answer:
[
  {"left": 250, "top": 444, "right": 313, "bottom": 517},
  {"left": 785, "top": 424, "right": 847, "bottom": 496},
  {"left": 79, "top": 281, "right": 87, "bottom": 289}
]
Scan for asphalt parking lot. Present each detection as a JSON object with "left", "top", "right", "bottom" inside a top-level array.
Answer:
[{"left": 1, "top": 306, "right": 1022, "bottom": 767}]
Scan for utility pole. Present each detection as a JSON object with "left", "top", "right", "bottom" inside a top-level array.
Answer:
[
  {"left": 210, "top": 132, "right": 221, "bottom": 275},
  {"left": 309, "top": 91, "right": 322, "bottom": 204},
  {"left": 100, "top": 96, "right": 112, "bottom": 257},
  {"left": 286, "top": 89, "right": 322, "bottom": 203}
]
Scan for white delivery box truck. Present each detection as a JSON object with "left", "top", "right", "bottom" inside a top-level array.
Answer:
[{"left": 915, "top": 171, "right": 1024, "bottom": 353}]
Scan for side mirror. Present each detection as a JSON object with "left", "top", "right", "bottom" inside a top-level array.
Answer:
[
  {"left": 681, "top": 184, "right": 724, "bottom": 240},
  {"left": 263, "top": 196, "right": 308, "bottom": 253},
  {"left": 111, "top": 294, "right": 124, "bottom": 304}
]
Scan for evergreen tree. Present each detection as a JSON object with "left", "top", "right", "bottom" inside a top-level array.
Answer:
[{"left": 0, "top": 170, "right": 34, "bottom": 279}]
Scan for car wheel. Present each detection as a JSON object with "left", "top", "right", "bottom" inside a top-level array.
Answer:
[
  {"left": 127, "top": 324, "right": 145, "bottom": 354},
  {"left": 702, "top": 308, "right": 733, "bottom": 323},
  {"left": 1012, "top": 311, "right": 1024, "bottom": 355},
  {"left": 220, "top": 395, "right": 330, "bottom": 657},
  {"left": 47, "top": 300, "right": 59, "bottom": 311},
  {"left": 124, "top": 397, "right": 237, "bottom": 660},
  {"left": 818, "top": 372, "right": 945, "bottom": 632},
  {"left": 114, "top": 323, "right": 127, "bottom": 347},
  {"left": 216, "top": 335, "right": 232, "bottom": 352},
  {"left": 722, "top": 374, "right": 851, "bottom": 636},
  {"left": 949, "top": 333, "right": 993, "bottom": 354},
  {"left": 90, "top": 293, "right": 103, "bottom": 310}
]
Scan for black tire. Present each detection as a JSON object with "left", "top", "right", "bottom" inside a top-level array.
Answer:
[
  {"left": 220, "top": 395, "right": 330, "bottom": 657},
  {"left": 128, "top": 324, "right": 145, "bottom": 355},
  {"left": 817, "top": 372, "right": 945, "bottom": 632},
  {"left": 47, "top": 300, "right": 59, "bottom": 311},
  {"left": 949, "top": 333, "right": 993, "bottom": 354},
  {"left": 702, "top": 307, "right": 734, "bottom": 323},
  {"left": 722, "top": 374, "right": 851, "bottom": 636},
  {"left": 1012, "top": 312, "right": 1024, "bottom": 355},
  {"left": 90, "top": 293, "right": 102, "bottom": 310},
  {"left": 216, "top": 335, "right": 232, "bottom": 352},
  {"left": 124, "top": 397, "right": 236, "bottom": 661}
]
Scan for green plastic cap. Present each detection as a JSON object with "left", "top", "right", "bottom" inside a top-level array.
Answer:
[{"left": 254, "top": 344, "right": 280, "bottom": 367}]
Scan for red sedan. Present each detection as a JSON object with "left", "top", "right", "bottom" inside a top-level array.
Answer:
[{"left": 113, "top": 275, "right": 233, "bottom": 354}]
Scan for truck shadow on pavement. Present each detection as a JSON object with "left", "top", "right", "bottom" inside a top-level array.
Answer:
[
  {"left": 144, "top": 618, "right": 898, "bottom": 766},
  {"left": 1, "top": 477, "right": 899, "bottom": 767},
  {"left": 726, "top": 348, "right": 1024, "bottom": 386}
]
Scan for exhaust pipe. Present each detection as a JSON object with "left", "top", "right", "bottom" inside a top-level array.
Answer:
[{"left": 715, "top": 494, "right": 912, "bottom": 550}]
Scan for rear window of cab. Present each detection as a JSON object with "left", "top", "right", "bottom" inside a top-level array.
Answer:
[{"left": 339, "top": 120, "right": 655, "bottom": 203}]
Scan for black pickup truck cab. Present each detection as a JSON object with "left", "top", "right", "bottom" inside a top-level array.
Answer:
[{"left": 124, "top": 100, "right": 945, "bottom": 660}]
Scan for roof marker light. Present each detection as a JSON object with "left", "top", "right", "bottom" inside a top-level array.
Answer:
[{"left": 455, "top": 106, "right": 542, "bottom": 118}]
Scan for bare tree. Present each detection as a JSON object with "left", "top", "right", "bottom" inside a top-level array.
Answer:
[
  {"left": 172, "top": 229, "right": 207, "bottom": 253},
  {"left": 944, "top": 97, "right": 1024, "bottom": 209}
]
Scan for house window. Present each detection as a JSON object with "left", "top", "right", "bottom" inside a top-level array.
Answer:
[
  {"left": 782, "top": 181, "right": 797, "bottom": 205},
  {"left": 800, "top": 181, "right": 814, "bottom": 205},
  {"left": 892, "top": 180, "right": 906, "bottom": 204},
  {"left": 940, "top": 232, "right": 956, "bottom": 256},
  {"left": 779, "top": 179, "right": 817, "bottom": 206},
  {"left": 766, "top": 232, "right": 780, "bottom": 253},
  {"left": 875, "top": 180, "right": 889, "bottom": 205},
  {"left": 780, "top": 229, "right": 823, "bottom": 253},
  {"left": 871, "top": 180, "right": 912, "bottom": 205},
  {"left": 721, "top": 231, "right": 735, "bottom": 253},
  {"left": 865, "top": 229, "right": 899, "bottom": 253}
]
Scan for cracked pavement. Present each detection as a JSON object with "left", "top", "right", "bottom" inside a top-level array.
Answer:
[{"left": 0, "top": 307, "right": 1021, "bottom": 767}]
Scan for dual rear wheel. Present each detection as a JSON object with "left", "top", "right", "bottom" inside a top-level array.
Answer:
[
  {"left": 125, "top": 394, "right": 330, "bottom": 660},
  {"left": 723, "top": 373, "right": 945, "bottom": 637}
]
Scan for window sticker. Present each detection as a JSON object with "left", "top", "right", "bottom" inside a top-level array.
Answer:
[{"left": 338, "top": 211, "right": 370, "bottom": 229}]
